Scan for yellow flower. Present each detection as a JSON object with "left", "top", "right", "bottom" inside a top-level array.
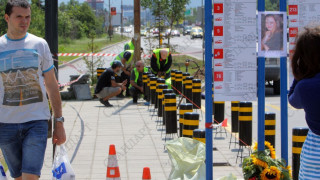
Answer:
[
  {"left": 287, "top": 165, "right": 292, "bottom": 178},
  {"left": 253, "top": 141, "right": 276, "bottom": 159},
  {"left": 253, "top": 157, "right": 268, "bottom": 169},
  {"left": 260, "top": 166, "right": 281, "bottom": 180}
]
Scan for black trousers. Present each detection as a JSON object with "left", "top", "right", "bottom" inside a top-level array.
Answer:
[{"left": 129, "top": 86, "right": 142, "bottom": 101}]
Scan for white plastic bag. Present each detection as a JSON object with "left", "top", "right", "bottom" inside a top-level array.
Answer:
[
  {"left": 0, "top": 162, "right": 7, "bottom": 180},
  {"left": 52, "top": 145, "right": 75, "bottom": 180}
]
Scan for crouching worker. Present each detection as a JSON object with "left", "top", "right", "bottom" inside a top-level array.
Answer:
[
  {"left": 129, "top": 61, "right": 149, "bottom": 103},
  {"left": 95, "top": 60, "right": 127, "bottom": 107}
]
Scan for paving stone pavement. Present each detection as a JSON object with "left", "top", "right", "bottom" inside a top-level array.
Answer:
[{"left": 6, "top": 98, "right": 246, "bottom": 180}]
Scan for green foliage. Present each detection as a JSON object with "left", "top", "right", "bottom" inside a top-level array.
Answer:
[
  {"left": 0, "top": 0, "right": 7, "bottom": 35},
  {"left": 264, "top": 0, "right": 279, "bottom": 11},
  {"left": 83, "top": 30, "right": 104, "bottom": 85},
  {"left": 142, "top": 0, "right": 190, "bottom": 46},
  {"left": 0, "top": 0, "right": 105, "bottom": 40},
  {"left": 59, "top": 1, "right": 105, "bottom": 40}
]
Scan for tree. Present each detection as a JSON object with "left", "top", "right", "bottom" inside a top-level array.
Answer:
[
  {"left": 264, "top": 0, "right": 279, "bottom": 11},
  {"left": 28, "top": 2, "right": 45, "bottom": 37},
  {"left": 163, "top": 0, "right": 190, "bottom": 46},
  {"left": 83, "top": 31, "right": 103, "bottom": 85},
  {"left": 141, "top": 0, "right": 190, "bottom": 47}
]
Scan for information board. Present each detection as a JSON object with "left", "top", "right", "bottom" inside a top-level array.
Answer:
[
  {"left": 288, "top": 0, "right": 320, "bottom": 84},
  {"left": 213, "top": 0, "right": 257, "bottom": 101}
]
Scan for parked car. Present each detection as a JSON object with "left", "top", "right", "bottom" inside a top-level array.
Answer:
[
  {"left": 265, "top": 58, "right": 280, "bottom": 95},
  {"left": 164, "top": 29, "right": 171, "bottom": 37},
  {"left": 124, "top": 27, "right": 132, "bottom": 33},
  {"left": 190, "top": 26, "right": 203, "bottom": 39},
  {"left": 183, "top": 26, "right": 192, "bottom": 36},
  {"left": 153, "top": 28, "right": 159, "bottom": 35},
  {"left": 141, "top": 29, "right": 147, "bottom": 36},
  {"left": 171, "top": 29, "right": 180, "bottom": 37}
]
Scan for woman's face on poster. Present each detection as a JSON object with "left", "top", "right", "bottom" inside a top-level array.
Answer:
[{"left": 265, "top": 16, "right": 276, "bottom": 32}]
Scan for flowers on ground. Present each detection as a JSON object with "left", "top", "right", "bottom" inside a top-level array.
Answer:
[{"left": 242, "top": 141, "right": 292, "bottom": 180}]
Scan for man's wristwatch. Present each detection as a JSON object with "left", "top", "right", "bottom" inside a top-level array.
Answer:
[{"left": 54, "top": 117, "right": 65, "bottom": 123}]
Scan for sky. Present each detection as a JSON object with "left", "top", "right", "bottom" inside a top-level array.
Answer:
[{"left": 59, "top": 0, "right": 202, "bottom": 9}]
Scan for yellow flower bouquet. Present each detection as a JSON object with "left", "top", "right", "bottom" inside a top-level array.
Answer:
[{"left": 242, "top": 141, "right": 292, "bottom": 180}]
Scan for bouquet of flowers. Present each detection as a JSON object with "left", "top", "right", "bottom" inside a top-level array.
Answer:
[{"left": 242, "top": 141, "right": 292, "bottom": 180}]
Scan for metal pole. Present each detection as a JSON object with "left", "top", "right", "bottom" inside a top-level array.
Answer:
[
  {"left": 134, "top": 0, "right": 141, "bottom": 62},
  {"left": 205, "top": 0, "right": 213, "bottom": 179},
  {"left": 121, "top": 0, "right": 123, "bottom": 38},
  {"left": 280, "top": 0, "right": 288, "bottom": 165},
  {"left": 158, "top": 1, "right": 161, "bottom": 48},
  {"left": 45, "top": 0, "right": 58, "bottom": 159},
  {"left": 108, "top": 0, "right": 112, "bottom": 41},
  {"left": 257, "top": 0, "right": 265, "bottom": 152},
  {"left": 202, "top": 0, "right": 205, "bottom": 64}
]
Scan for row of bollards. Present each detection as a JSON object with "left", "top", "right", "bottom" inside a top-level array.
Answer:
[
  {"left": 143, "top": 70, "right": 205, "bottom": 145},
  {"left": 142, "top": 69, "right": 308, "bottom": 180}
]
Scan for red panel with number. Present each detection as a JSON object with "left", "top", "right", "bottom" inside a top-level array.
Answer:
[
  {"left": 289, "top": 27, "right": 298, "bottom": 38},
  {"left": 214, "top": 3, "right": 223, "bottom": 14},
  {"left": 288, "top": 5, "right": 298, "bottom": 15},
  {"left": 214, "top": 49, "right": 223, "bottom": 59},
  {"left": 214, "top": 72, "right": 224, "bottom": 82},
  {"left": 214, "top": 26, "right": 223, "bottom": 36}
]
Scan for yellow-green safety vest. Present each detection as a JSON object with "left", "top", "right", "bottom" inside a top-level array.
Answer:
[
  {"left": 152, "top": 48, "right": 170, "bottom": 74},
  {"left": 129, "top": 67, "right": 149, "bottom": 88},
  {"left": 124, "top": 40, "right": 135, "bottom": 51},
  {"left": 111, "top": 50, "right": 134, "bottom": 66}
]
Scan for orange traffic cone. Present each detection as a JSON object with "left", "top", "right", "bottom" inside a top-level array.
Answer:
[
  {"left": 222, "top": 118, "right": 228, "bottom": 127},
  {"left": 142, "top": 167, "right": 151, "bottom": 180},
  {"left": 106, "top": 144, "right": 121, "bottom": 180}
]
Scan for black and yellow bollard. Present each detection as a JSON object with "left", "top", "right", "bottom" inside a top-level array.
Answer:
[
  {"left": 193, "top": 129, "right": 205, "bottom": 143},
  {"left": 231, "top": 101, "right": 240, "bottom": 133},
  {"left": 149, "top": 77, "right": 158, "bottom": 105},
  {"left": 175, "top": 71, "right": 183, "bottom": 94},
  {"left": 164, "top": 93, "right": 177, "bottom": 134},
  {"left": 237, "top": 102, "right": 253, "bottom": 163},
  {"left": 96, "top": 68, "right": 106, "bottom": 79},
  {"left": 162, "top": 89, "right": 174, "bottom": 125},
  {"left": 179, "top": 103, "right": 193, "bottom": 137},
  {"left": 143, "top": 72, "right": 150, "bottom": 102},
  {"left": 155, "top": 78, "right": 165, "bottom": 109},
  {"left": 146, "top": 74, "right": 155, "bottom": 102},
  {"left": 185, "top": 76, "right": 193, "bottom": 104},
  {"left": 292, "top": 127, "right": 309, "bottom": 180},
  {"left": 214, "top": 101, "right": 225, "bottom": 124},
  {"left": 182, "top": 72, "right": 190, "bottom": 95},
  {"left": 183, "top": 112, "right": 200, "bottom": 138},
  {"left": 171, "top": 69, "right": 177, "bottom": 94},
  {"left": 157, "top": 84, "right": 168, "bottom": 117},
  {"left": 229, "top": 101, "right": 240, "bottom": 149},
  {"left": 192, "top": 79, "right": 201, "bottom": 109},
  {"left": 265, "top": 112, "right": 276, "bottom": 148},
  {"left": 238, "top": 102, "right": 253, "bottom": 146}
]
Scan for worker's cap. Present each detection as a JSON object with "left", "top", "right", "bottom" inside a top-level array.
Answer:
[
  {"left": 123, "top": 51, "right": 132, "bottom": 61},
  {"left": 112, "top": 60, "right": 124, "bottom": 68}
]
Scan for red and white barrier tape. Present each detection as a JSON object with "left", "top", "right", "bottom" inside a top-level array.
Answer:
[{"left": 56, "top": 51, "right": 202, "bottom": 58}]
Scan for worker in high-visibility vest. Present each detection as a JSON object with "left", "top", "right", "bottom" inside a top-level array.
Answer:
[
  {"left": 129, "top": 61, "right": 149, "bottom": 103},
  {"left": 110, "top": 50, "right": 134, "bottom": 97},
  {"left": 150, "top": 48, "right": 172, "bottom": 78},
  {"left": 150, "top": 48, "right": 172, "bottom": 88},
  {"left": 124, "top": 38, "right": 135, "bottom": 51}
]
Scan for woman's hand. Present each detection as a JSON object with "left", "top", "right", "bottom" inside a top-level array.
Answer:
[{"left": 262, "top": 31, "right": 271, "bottom": 43}]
